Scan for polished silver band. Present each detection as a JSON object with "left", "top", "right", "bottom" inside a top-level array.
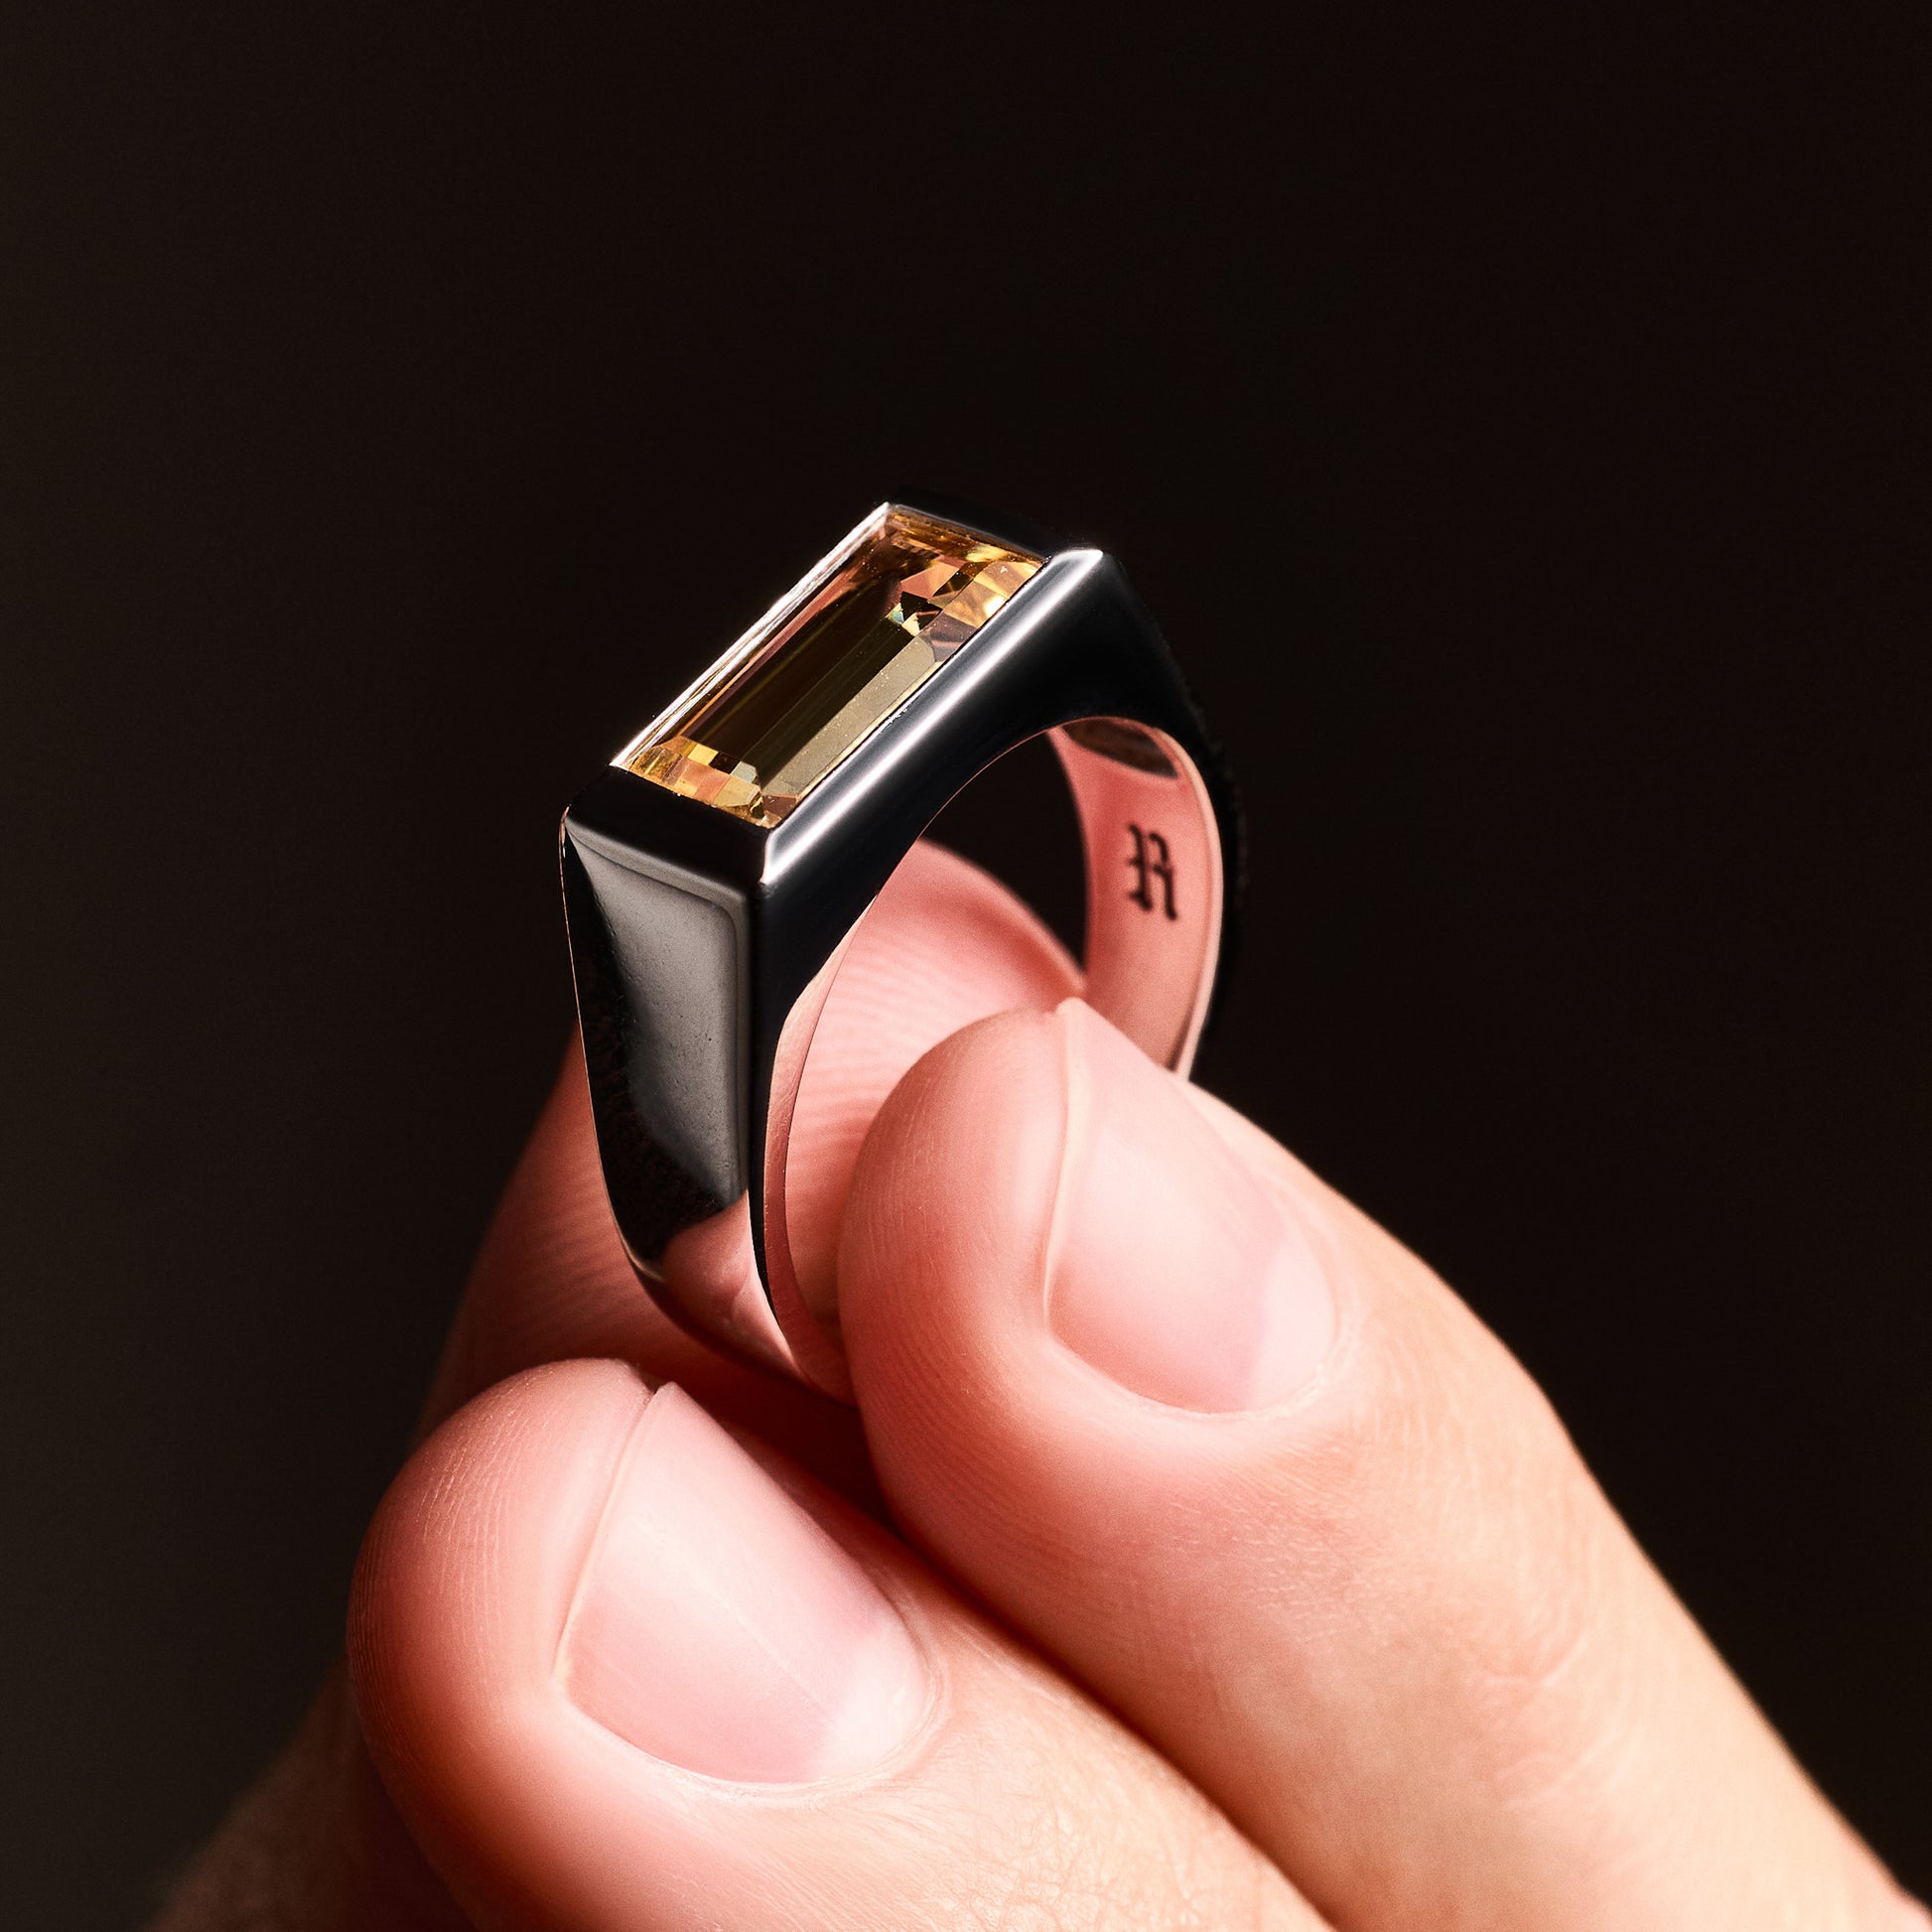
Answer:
[{"left": 561, "top": 500, "right": 1239, "bottom": 1398}]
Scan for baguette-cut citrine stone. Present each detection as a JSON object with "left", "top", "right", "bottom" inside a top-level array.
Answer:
[{"left": 619, "top": 506, "right": 1040, "bottom": 827}]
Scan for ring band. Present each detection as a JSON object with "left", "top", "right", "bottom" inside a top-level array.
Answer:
[{"left": 560, "top": 495, "right": 1241, "bottom": 1397}]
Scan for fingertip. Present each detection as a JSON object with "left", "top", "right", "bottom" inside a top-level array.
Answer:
[{"left": 424, "top": 841, "right": 1080, "bottom": 1481}]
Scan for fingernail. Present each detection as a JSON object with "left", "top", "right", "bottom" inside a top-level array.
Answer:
[
  {"left": 1045, "top": 1000, "right": 1336, "bottom": 1412},
  {"left": 558, "top": 1384, "right": 926, "bottom": 1781}
]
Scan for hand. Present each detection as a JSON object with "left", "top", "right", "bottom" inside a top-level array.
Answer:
[{"left": 154, "top": 845, "right": 1922, "bottom": 1930}]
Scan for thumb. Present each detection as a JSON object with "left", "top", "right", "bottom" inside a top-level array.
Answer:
[{"left": 346, "top": 1358, "right": 1317, "bottom": 1932}]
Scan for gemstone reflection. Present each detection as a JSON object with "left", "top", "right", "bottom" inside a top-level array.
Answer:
[{"left": 621, "top": 507, "right": 1040, "bottom": 826}]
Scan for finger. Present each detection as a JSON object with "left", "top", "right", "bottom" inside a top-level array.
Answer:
[
  {"left": 837, "top": 1000, "right": 1918, "bottom": 1930},
  {"left": 148, "top": 845, "right": 1079, "bottom": 1925},
  {"left": 349, "top": 1358, "right": 1322, "bottom": 1932},
  {"left": 423, "top": 837, "right": 1078, "bottom": 1495}
]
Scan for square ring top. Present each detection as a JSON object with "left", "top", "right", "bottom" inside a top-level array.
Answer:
[{"left": 615, "top": 503, "right": 1042, "bottom": 828}]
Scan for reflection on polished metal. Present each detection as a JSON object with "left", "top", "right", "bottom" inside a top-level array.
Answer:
[
  {"left": 621, "top": 508, "right": 1041, "bottom": 827},
  {"left": 560, "top": 496, "right": 1240, "bottom": 1402}
]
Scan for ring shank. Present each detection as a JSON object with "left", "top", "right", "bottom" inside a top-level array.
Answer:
[{"left": 561, "top": 519, "right": 1240, "bottom": 1404}]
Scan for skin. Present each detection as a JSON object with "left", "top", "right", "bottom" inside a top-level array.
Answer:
[{"left": 154, "top": 844, "right": 1924, "bottom": 1931}]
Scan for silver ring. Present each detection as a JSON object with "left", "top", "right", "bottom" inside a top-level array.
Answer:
[{"left": 560, "top": 495, "right": 1241, "bottom": 1397}]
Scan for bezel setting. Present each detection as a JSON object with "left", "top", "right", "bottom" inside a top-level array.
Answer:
[{"left": 617, "top": 505, "right": 1042, "bottom": 827}]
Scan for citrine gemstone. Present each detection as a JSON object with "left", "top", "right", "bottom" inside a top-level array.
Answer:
[{"left": 619, "top": 506, "right": 1041, "bottom": 827}]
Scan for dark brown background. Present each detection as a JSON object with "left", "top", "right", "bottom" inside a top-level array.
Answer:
[{"left": 4, "top": 4, "right": 1927, "bottom": 1922}]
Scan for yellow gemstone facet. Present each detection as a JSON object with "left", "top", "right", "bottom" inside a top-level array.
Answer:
[{"left": 619, "top": 506, "right": 1041, "bottom": 827}]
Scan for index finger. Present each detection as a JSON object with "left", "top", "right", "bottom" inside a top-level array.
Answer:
[{"left": 420, "top": 838, "right": 1080, "bottom": 1499}]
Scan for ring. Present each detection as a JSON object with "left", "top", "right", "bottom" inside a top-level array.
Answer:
[{"left": 560, "top": 495, "right": 1241, "bottom": 1398}]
